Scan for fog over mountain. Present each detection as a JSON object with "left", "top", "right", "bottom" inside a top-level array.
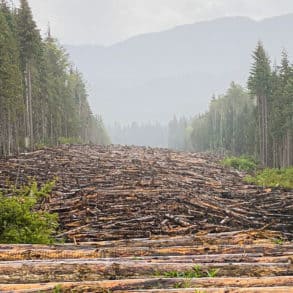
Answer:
[{"left": 66, "top": 14, "right": 293, "bottom": 124}]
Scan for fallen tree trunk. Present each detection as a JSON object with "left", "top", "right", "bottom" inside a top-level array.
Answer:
[{"left": 0, "top": 145, "right": 292, "bottom": 242}]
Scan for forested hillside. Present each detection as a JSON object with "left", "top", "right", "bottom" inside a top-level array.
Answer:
[
  {"left": 67, "top": 14, "right": 293, "bottom": 124},
  {"left": 188, "top": 43, "right": 293, "bottom": 168},
  {"left": 0, "top": 0, "right": 109, "bottom": 156}
]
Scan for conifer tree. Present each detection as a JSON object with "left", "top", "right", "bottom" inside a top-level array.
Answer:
[
  {"left": 16, "top": 0, "right": 42, "bottom": 149},
  {"left": 0, "top": 1, "right": 110, "bottom": 155},
  {"left": 0, "top": 6, "right": 23, "bottom": 155},
  {"left": 189, "top": 44, "right": 292, "bottom": 167},
  {"left": 248, "top": 42, "right": 272, "bottom": 166}
]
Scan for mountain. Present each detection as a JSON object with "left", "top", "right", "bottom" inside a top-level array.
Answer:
[{"left": 66, "top": 14, "right": 293, "bottom": 124}]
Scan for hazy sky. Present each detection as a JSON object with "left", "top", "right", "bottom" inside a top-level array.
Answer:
[{"left": 16, "top": 0, "right": 293, "bottom": 45}]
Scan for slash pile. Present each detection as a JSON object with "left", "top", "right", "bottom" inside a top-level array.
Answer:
[
  {"left": 0, "top": 145, "right": 292, "bottom": 242},
  {"left": 0, "top": 145, "right": 292, "bottom": 292}
]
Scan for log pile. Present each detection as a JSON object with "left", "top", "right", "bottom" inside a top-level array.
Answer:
[
  {"left": 0, "top": 231, "right": 292, "bottom": 292},
  {"left": 0, "top": 145, "right": 292, "bottom": 292},
  {"left": 0, "top": 145, "right": 292, "bottom": 242}
]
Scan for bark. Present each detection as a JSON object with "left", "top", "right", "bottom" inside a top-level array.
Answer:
[
  {"left": 0, "top": 146, "right": 292, "bottom": 292},
  {"left": 24, "top": 63, "right": 30, "bottom": 150},
  {"left": 0, "top": 145, "right": 292, "bottom": 242},
  {"left": 28, "top": 62, "right": 34, "bottom": 150}
]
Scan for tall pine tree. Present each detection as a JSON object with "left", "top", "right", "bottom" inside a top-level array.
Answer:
[
  {"left": 0, "top": 5, "right": 23, "bottom": 155},
  {"left": 16, "top": 0, "right": 42, "bottom": 150},
  {"left": 248, "top": 42, "right": 272, "bottom": 166}
]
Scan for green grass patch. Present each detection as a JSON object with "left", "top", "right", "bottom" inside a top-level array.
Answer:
[
  {"left": 158, "top": 265, "right": 219, "bottom": 279},
  {"left": 0, "top": 180, "right": 59, "bottom": 244},
  {"left": 221, "top": 156, "right": 257, "bottom": 172},
  {"left": 245, "top": 167, "right": 293, "bottom": 189},
  {"left": 173, "top": 280, "right": 191, "bottom": 289},
  {"left": 53, "top": 285, "right": 62, "bottom": 293},
  {"left": 58, "top": 136, "right": 83, "bottom": 145}
]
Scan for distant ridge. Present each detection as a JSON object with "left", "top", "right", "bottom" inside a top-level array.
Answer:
[{"left": 66, "top": 14, "right": 293, "bottom": 124}]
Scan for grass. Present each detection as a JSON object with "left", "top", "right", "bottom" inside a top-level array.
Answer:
[
  {"left": 173, "top": 280, "right": 191, "bottom": 288},
  {"left": 53, "top": 285, "right": 62, "bottom": 293},
  {"left": 158, "top": 265, "right": 219, "bottom": 279},
  {"left": 206, "top": 268, "right": 220, "bottom": 277},
  {"left": 58, "top": 136, "right": 83, "bottom": 145},
  {"left": 273, "top": 238, "right": 285, "bottom": 245},
  {"left": 173, "top": 281, "right": 207, "bottom": 292},
  {"left": 245, "top": 167, "right": 293, "bottom": 189},
  {"left": 221, "top": 156, "right": 257, "bottom": 172},
  {"left": 222, "top": 155, "right": 292, "bottom": 189}
]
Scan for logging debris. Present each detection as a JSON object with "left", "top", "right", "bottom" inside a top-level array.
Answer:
[
  {"left": 0, "top": 145, "right": 292, "bottom": 242},
  {"left": 0, "top": 145, "right": 292, "bottom": 292}
]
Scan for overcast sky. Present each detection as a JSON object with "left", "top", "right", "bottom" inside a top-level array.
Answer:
[{"left": 16, "top": 0, "right": 293, "bottom": 45}]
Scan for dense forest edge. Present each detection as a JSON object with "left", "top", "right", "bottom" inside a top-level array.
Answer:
[
  {"left": 168, "top": 43, "right": 293, "bottom": 169},
  {"left": 0, "top": 0, "right": 110, "bottom": 156},
  {"left": 1, "top": 0, "right": 291, "bottom": 168}
]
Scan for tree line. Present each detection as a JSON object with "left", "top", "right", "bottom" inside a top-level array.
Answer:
[
  {"left": 109, "top": 122, "right": 168, "bottom": 148},
  {"left": 109, "top": 118, "right": 192, "bottom": 149},
  {"left": 0, "top": 0, "right": 109, "bottom": 156},
  {"left": 187, "top": 42, "right": 292, "bottom": 168}
]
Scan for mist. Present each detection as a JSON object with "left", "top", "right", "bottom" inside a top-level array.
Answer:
[{"left": 1, "top": 0, "right": 293, "bottom": 153}]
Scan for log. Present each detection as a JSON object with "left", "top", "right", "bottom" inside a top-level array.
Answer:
[
  {"left": 0, "top": 277, "right": 293, "bottom": 292},
  {"left": 0, "top": 260, "right": 292, "bottom": 283},
  {"left": 0, "top": 146, "right": 292, "bottom": 291},
  {"left": 0, "top": 145, "right": 292, "bottom": 242}
]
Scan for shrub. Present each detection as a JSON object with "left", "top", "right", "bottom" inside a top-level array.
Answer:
[
  {"left": 0, "top": 181, "right": 58, "bottom": 244},
  {"left": 58, "top": 137, "right": 82, "bottom": 145},
  {"left": 245, "top": 167, "right": 293, "bottom": 189},
  {"left": 221, "top": 156, "right": 257, "bottom": 172}
]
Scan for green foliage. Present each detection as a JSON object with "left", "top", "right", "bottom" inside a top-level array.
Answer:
[
  {"left": 58, "top": 137, "right": 83, "bottom": 145},
  {"left": 53, "top": 285, "right": 62, "bottom": 293},
  {"left": 168, "top": 116, "right": 190, "bottom": 150},
  {"left": 0, "top": 2, "right": 110, "bottom": 156},
  {"left": 248, "top": 41, "right": 272, "bottom": 98},
  {"left": 0, "top": 181, "right": 58, "bottom": 244},
  {"left": 190, "top": 83, "right": 256, "bottom": 156},
  {"left": 187, "top": 43, "right": 292, "bottom": 169},
  {"left": 173, "top": 280, "right": 191, "bottom": 289},
  {"left": 158, "top": 265, "right": 219, "bottom": 279},
  {"left": 245, "top": 167, "right": 293, "bottom": 189},
  {"left": 206, "top": 268, "right": 220, "bottom": 278},
  {"left": 221, "top": 156, "right": 257, "bottom": 172},
  {"left": 16, "top": 0, "right": 42, "bottom": 66},
  {"left": 273, "top": 238, "right": 285, "bottom": 245}
]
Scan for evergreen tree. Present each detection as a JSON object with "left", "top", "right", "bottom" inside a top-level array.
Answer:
[
  {"left": 190, "top": 83, "right": 255, "bottom": 156},
  {"left": 16, "top": 0, "right": 42, "bottom": 149},
  {"left": 281, "top": 74, "right": 293, "bottom": 167},
  {"left": 0, "top": 2, "right": 110, "bottom": 155},
  {"left": 0, "top": 6, "right": 23, "bottom": 155},
  {"left": 189, "top": 43, "right": 292, "bottom": 167},
  {"left": 248, "top": 42, "right": 272, "bottom": 166}
]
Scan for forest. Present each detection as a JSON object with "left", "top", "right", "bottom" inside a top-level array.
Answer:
[
  {"left": 0, "top": 0, "right": 292, "bottom": 169},
  {"left": 170, "top": 44, "right": 293, "bottom": 168},
  {"left": 0, "top": 0, "right": 109, "bottom": 156},
  {"left": 110, "top": 44, "right": 292, "bottom": 170},
  {"left": 0, "top": 2, "right": 292, "bottom": 291},
  {"left": 109, "top": 122, "right": 168, "bottom": 148}
]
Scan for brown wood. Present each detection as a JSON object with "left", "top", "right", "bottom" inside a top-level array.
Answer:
[
  {"left": 0, "top": 145, "right": 292, "bottom": 242},
  {"left": 0, "top": 260, "right": 292, "bottom": 283},
  {"left": 0, "top": 145, "right": 292, "bottom": 292}
]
